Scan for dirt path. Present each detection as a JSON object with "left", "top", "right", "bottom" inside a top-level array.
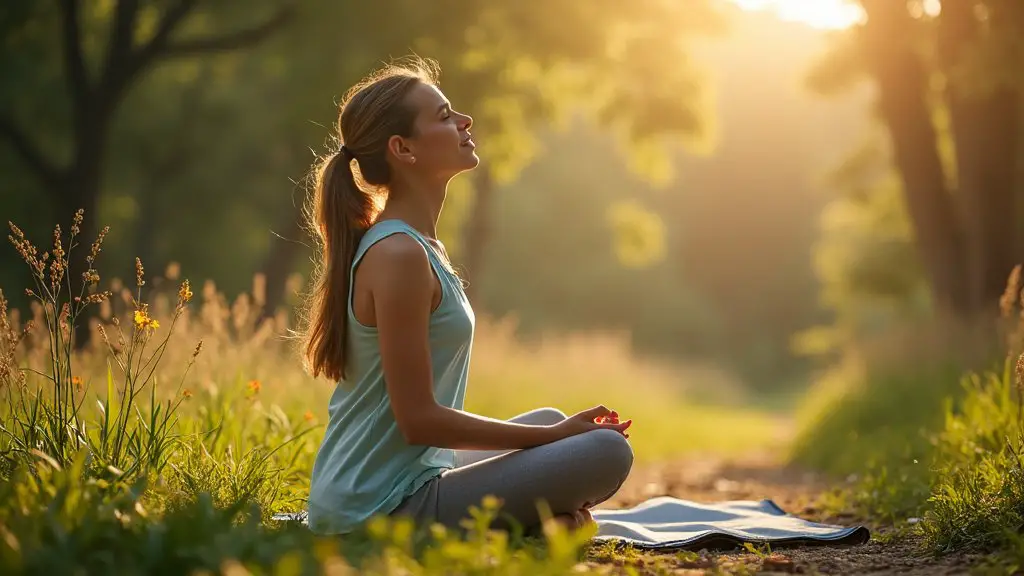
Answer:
[{"left": 580, "top": 454, "right": 984, "bottom": 575}]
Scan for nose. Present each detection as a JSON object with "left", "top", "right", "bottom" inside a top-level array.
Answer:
[{"left": 459, "top": 112, "right": 473, "bottom": 130}]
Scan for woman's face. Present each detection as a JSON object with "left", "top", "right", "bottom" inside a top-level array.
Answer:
[{"left": 389, "top": 83, "right": 478, "bottom": 179}]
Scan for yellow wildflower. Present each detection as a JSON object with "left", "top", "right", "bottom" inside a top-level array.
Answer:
[{"left": 133, "top": 307, "right": 159, "bottom": 331}]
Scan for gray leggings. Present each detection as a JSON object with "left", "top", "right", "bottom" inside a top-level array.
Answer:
[{"left": 390, "top": 408, "right": 634, "bottom": 531}]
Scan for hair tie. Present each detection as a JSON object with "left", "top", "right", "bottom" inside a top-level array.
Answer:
[{"left": 339, "top": 144, "right": 355, "bottom": 160}]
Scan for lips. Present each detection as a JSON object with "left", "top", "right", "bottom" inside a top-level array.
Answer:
[{"left": 461, "top": 133, "right": 475, "bottom": 148}]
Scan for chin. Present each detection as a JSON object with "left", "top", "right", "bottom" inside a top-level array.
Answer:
[{"left": 454, "top": 153, "right": 480, "bottom": 173}]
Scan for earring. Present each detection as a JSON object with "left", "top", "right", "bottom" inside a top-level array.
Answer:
[{"left": 410, "top": 157, "right": 417, "bottom": 164}]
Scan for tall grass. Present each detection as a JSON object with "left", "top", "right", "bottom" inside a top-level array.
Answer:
[
  {"left": 792, "top": 264, "right": 1024, "bottom": 568},
  {"left": 0, "top": 213, "right": 782, "bottom": 574}
]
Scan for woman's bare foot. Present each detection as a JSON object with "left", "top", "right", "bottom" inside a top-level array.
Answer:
[
  {"left": 547, "top": 512, "right": 582, "bottom": 532},
  {"left": 578, "top": 508, "right": 594, "bottom": 526},
  {"left": 546, "top": 509, "right": 595, "bottom": 533}
]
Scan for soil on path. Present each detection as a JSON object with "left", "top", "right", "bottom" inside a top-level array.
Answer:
[{"left": 580, "top": 453, "right": 985, "bottom": 575}]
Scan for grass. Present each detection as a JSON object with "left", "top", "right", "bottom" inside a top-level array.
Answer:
[
  {"left": 790, "top": 266, "right": 1024, "bottom": 570},
  {"left": 0, "top": 213, "right": 784, "bottom": 575}
]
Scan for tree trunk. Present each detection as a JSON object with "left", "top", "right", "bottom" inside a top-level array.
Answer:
[
  {"left": 938, "top": 1, "right": 1022, "bottom": 317},
  {"left": 59, "top": 113, "right": 110, "bottom": 348},
  {"left": 259, "top": 208, "right": 304, "bottom": 324},
  {"left": 860, "top": 0, "right": 970, "bottom": 315},
  {"left": 460, "top": 165, "right": 495, "bottom": 303}
]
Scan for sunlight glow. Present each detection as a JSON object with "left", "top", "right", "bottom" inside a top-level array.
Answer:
[{"left": 731, "top": 0, "right": 865, "bottom": 30}]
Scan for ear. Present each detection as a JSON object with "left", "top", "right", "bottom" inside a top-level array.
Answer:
[{"left": 386, "top": 135, "right": 417, "bottom": 166}]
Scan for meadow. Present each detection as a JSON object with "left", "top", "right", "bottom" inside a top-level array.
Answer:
[{"left": 0, "top": 215, "right": 787, "bottom": 575}]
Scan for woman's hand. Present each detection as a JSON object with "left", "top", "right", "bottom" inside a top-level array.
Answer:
[{"left": 552, "top": 405, "right": 632, "bottom": 441}]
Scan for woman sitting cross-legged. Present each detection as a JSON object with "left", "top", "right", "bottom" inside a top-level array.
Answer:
[{"left": 301, "top": 57, "right": 634, "bottom": 537}]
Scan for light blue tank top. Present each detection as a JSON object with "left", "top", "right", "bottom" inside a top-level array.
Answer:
[{"left": 307, "top": 219, "right": 475, "bottom": 535}]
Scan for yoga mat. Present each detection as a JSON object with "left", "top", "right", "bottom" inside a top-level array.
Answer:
[
  {"left": 589, "top": 496, "right": 870, "bottom": 550},
  {"left": 272, "top": 496, "right": 870, "bottom": 551}
]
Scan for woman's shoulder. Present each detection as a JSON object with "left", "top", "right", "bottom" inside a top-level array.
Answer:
[
  {"left": 357, "top": 228, "right": 432, "bottom": 284},
  {"left": 357, "top": 220, "right": 420, "bottom": 257},
  {"left": 363, "top": 231, "right": 426, "bottom": 262}
]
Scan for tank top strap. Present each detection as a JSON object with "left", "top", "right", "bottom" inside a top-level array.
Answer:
[
  {"left": 350, "top": 219, "right": 459, "bottom": 297},
  {"left": 351, "top": 219, "right": 412, "bottom": 273}
]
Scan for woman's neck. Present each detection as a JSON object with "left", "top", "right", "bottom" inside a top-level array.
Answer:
[{"left": 378, "top": 175, "right": 448, "bottom": 239}]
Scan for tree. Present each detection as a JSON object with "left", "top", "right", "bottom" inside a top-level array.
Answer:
[
  {"left": 427, "top": 1, "right": 725, "bottom": 300},
  {"left": 251, "top": 0, "right": 726, "bottom": 311},
  {"left": 0, "top": 0, "right": 293, "bottom": 342},
  {"left": 2, "top": 0, "right": 725, "bottom": 326},
  {"left": 810, "top": 0, "right": 1024, "bottom": 321}
]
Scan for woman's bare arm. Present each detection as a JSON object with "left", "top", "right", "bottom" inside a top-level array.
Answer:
[{"left": 364, "top": 234, "right": 627, "bottom": 450}]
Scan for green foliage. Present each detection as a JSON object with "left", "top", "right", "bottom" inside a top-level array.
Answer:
[
  {"left": 793, "top": 132, "right": 931, "bottom": 365},
  {"left": 606, "top": 200, "right": 667, "bottom": 270},
  {"left": 477, "top": 124, "right": 727, "bottom": 361},
  {"left": 0, "top": 0, "right": 725, "bottom": 298},
  {"left": 1, "top": 5, "right": 868, "bottom": 397},
  {"left": 0, "top": 451, "right": 600, "bottom": 575},
  {"left": 794, "top": 336, "right": 1024, "bottom": 564},
  {"left": 0, "top": 215, "right": 791, "bottom": 574},
  {"left": 790, "top": 351, "right": 967, "bottom": 478},
  {"left": 920, "top": 363, "right": 1024, "bottom": 559},
  {"left": 0, "top": 215, "right": 594, "bottom": 575},
  {"left": 1, "top": 214, "right": 192, "bottom": 483}
]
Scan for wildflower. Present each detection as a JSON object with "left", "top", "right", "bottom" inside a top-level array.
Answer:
[
  {"left": 97, "top": 324, "right": 110, "bottom": 345},
  {"left": 49, "top": 224, "right": 66, "bottom": 293},
  {"left": 133, "top": 307, "right": 159, "bottom": 331},
  {"left": 178, "top": 279, "right": 193, "bottom": 304},
  {"left": 72, "top": 376, "right": 83, "bottom": 391},
  {"left": 86, "top": 226, "right": 109, "bottom": 266},
  {"left": 247, "top": 379, "right": 261, "bottom": 394},
  {"left": 135, "top": 257, "right": 145, "bottom": 288},
  {"left": 9, "top": 221, "right": 41, "bottom": 278},
  {"left": 84, "top": 291, "right": 112, "bottom": 305},
  {"left": 182, "top": 389, "right": 193, "bottom": 399},
  {"left": 303, "top": 410, "right": 315, "bottom": 422},
  {"left": 71, "top": 208, "right": 83, "bottom": 237}
]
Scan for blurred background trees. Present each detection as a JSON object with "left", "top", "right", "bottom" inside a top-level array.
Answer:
[
  {"left": 4, "top": 0, "right": 1022, "bottom": 398},
  {"left": 797, "top": 0, "right": 1024, "bottom": 364}
]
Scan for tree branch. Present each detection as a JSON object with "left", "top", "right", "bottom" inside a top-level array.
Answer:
[
  {"left": 114, "top": 0, "right": 199, "bottom": 91},
  {"left": 101, "top": 0, "right": 141, "bottom": 89},
  {"left": 0, "top": 114, "right": 61, "bottom": 189},
  {"left": 159, "top": 6, "right": 295, "bottom": 59},
  {"left": 57, "top": 0, "right": 91, "bottom": 104}
]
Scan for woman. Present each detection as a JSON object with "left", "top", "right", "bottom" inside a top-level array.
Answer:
[{"left": 302, "top": 58, "right": 634, "bottom": 537}]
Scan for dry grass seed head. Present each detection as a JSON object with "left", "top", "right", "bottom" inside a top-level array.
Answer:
[{"left": 1001, "top": 265, "right": 1021, "bottom": 320}]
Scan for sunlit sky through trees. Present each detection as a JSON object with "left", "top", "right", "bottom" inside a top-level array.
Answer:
[
  {"left": 730, "top": 0, "right": 864, "bottom": 29},
  {"left": 730, "top": 0, "right": 943, "bottom": 28}
]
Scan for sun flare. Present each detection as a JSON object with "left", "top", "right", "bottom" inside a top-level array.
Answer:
[{"left": 731, "top": 0, "right": 865, "bottom": 30}]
